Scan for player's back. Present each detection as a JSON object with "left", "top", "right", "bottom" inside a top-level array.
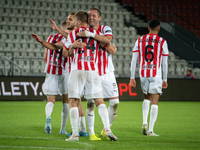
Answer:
[
  {"left": 68, "top": 27, "right": 102, "bottom": 72},
  {"left": 135, "top": 34, "right": 168, "bottom": 78}
]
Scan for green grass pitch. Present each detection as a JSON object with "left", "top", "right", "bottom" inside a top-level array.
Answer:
[{"left": 0, "top": 101, "right": 199, "bottom": 150}]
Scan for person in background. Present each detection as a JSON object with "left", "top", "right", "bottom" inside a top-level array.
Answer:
[{"left": 184, "top": 69, "right": 195, "bottom": 79}]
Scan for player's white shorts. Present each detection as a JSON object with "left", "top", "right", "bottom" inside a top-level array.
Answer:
[
  {"left": 43, "top": 73, "right": 68, "bottom": 95},
  {"left": 68, "top": 70, "right": 103, "bottom": 99},
  {"left": 140, "top": 77, "right": 162, "bottom": 95},
  {"left": 101, "top": 71, "right": 119, "bottom": 98}
]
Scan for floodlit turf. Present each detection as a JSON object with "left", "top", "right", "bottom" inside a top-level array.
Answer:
[{"left": 0, "top": 101, "right": 200, "bottom": 150}]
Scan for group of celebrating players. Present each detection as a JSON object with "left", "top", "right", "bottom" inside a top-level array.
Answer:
[{"left": 31, "top": 7, "right": 169, "bottom": 141}]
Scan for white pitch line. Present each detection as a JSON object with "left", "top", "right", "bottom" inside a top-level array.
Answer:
[
  {"left": 0, "top": 145, "right": 88, "bottom": 150},
  {"left": 0, "top": 135, "right": 93, "bottom": 147}
]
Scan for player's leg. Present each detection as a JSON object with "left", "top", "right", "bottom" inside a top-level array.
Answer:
[
  {"left": 59, "top": 73, "right": 70, "bottom": 134},
  {"left": 147, "top": 77, "right": 162, "bottom": 136},
  {"left": 43, "top": 74, "right": 60, "bottom": 134},
  {"left": 108, "top": 97, "right": 119, "bottom": 126},
  {"left": 86, "top": 99, "right": 101, "bottom": 140},
  {"left": 95, "top": 98, "right": 117, "bottom": 141},
  {"left": 85, "top": 71, "right": 116, "bottom": 141},
  {"left": 45, "top": 95, "right": 55, "bottom": 134},
  {"left": 101, "top": 72, "right": 119, "bottom": 127},
  {"left": 142, "top": 94, "right": 151, "bottom": 135},
  {"left": 65, "top": 70, "right": 85, "bottom": 141},
  {"left": 148, "top": 94, "right": 159, "bottom": 136},
  {"left": 65, "top": 98, "right": 80, "bottom": 141},
  {"left": 59, "top": 94, "right": 69, "bottom": 134},
  {"left": 78, "top": 101, "right": 88, "bottom": 136}
]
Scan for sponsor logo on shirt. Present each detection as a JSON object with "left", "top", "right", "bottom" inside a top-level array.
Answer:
[
  {"left": 142, "top": 64, "right": 156, "bottom": 69},
  {"left": 79, "top": 56, "right": 94, "bottom": 62}
]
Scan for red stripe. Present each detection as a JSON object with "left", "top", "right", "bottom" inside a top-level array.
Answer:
[
  {"left": 98, "top": 49, "right": 102, "bottom": 75},
  {"left": 46, "top": 35, "right": 53, "bottom": 74},
  {"left": 72, "top": 29, "right": 82, "bottom": 70},
  {"left": 95, "top": 41, "right": 100, "bottom": 71},
  {"left": 141, "top": 36, "right": 146, "bottom": 77},
  {"left": 152, "top": 35, "right": 159, "bottom": 77},
  {"left": 102, "top": 25, "right": 106, "bottom": 33},
  {"left": 68, "top": 57, "right": 71, "bottom": 73},
  {"left": 162, "top": 54, "right": 169, "bottom": 56},
  {"left": 84, "top": 32, "right": 89, "bottom": 70},
  {"left": 138, "top": 38, "right": 141, "bottom": 73},
  {"left": 103, "top": 48, "right": 106, "bottom": 74}
]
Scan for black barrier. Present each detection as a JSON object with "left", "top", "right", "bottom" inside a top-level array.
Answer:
[{"left": 0, "top": 76, "right": 199, "bottom": 101}]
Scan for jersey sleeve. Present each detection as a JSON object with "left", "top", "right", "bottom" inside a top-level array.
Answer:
[
  {"left": 162, "top": 56, "right": 168, "bottom": 81},
  {"left": 133, "top": 39, "right": 139, "bottom": 53},
  {"left": 162, "top": 41, "right": 169, "bottom": 56},
  {"left": 102, "top": 25, "right": 113, "bottom": 37},
  {"left": 130, "top": 52, "right": 139, "bottom": 79}
]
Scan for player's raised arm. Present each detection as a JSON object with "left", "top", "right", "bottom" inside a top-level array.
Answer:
[
  {"left": 31, "top": 33, "right": 63, "bottom": 50},
  {"left": 49, "top": 19, "right": 69, "bottom": 39},
  {"left": 76, "top": 29, "right": 112, "bottom": 44}
]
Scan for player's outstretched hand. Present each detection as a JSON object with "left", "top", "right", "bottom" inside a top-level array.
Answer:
[
  {"left": 31, "top": 34, "right": 42, "bottom": 43},
  {"left": 162, "top": 81, "right": 168, "bottom": 89},
  {"left": 76, "top": 29, "right": 86, "bottom": 37},
  {"left": 129, "top": 79, "right": 136, "bottom": 88},
  {"left": 49, "top": 19, "right": 59, "bottom": 31},
  {"left": 72, "top": 39, "right": 86, "bottom": 49}
]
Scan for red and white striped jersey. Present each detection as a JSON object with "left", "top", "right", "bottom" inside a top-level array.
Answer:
[
  {"left": 97, "top": 25, "right": 115, "bottom": 76},
  {"left": 62, "top": 27, "right": 102, "bottom": 72},
  {"left": 62, "top": 56, "right": 72, "bottom": 74},
  {"left": 44, "top": 33, "right": 68, "bottom": 75},
  {"left": 133, "top": 34, "right": 169, "bottom": 78}
]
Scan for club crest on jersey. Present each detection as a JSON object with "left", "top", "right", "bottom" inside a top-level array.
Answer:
[{"left": 79, "top": 56, "right": 94, "bottom": 62}]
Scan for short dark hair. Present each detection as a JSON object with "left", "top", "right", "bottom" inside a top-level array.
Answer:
[
  {"left": 70, "top": 12, "right": 75, "bottom": 15},
  {"left": 89, "top": 8, "right": 101, "bottom": 17},
  {"left": 149, "top": 19, "right": 160, "bottom": 29},
  {"left": 75, "top": 11, "right": 88, "bottom": 24},
  {"left": 187, "top": 69, "right": 192, "bottom": 73}
]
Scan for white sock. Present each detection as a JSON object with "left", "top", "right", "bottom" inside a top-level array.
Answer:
[
  {"left": 45, "top": 102, "right": 54, "bottom": 118},
  {"left": 108, "top": 99, "right": 119, "bottom": 126},
  {"left": 142, "top": 99, "right": 150, "bottom": 125},
  {"left": 60, "top": 103, "right": 69, "bottom": 131},
  {"left": 98, "top": 104, "right": 111, "bottom": 132},
  {"left": 79, "top": 116, "right": 87, "bottom": 133},
  {"left": 70, "top": 107, "right": 79, "bottom": 136},
  {"left": 149, "top": 105, "right": 158, "bottom": 132},
  {"left": 86, "top": 106, "right": 95, "bottom": 136}
]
